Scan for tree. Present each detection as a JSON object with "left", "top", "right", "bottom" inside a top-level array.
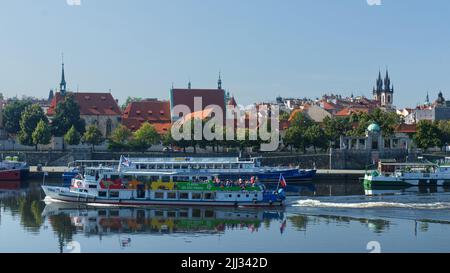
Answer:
[
  {"left": 437, "top": 120, "right": 450, "bottom": 148},
  {"left": 282, "top": 111, "right": 313, "bottom": 153},
  {"left": 108, "top": 125, "right": 132, "bottom": 151},
  {"left": 3, "top": 99, "right": 32, "bottom": 135},
  {"left": 304, "top": 124, "right": 327, "bottom": 153},
  {"left": 32, "top": 120, "right": 51, "bottom": 150},
  {"left": 82, "top": 125, "right": 104, "bottom": 151},
  {"left": 413, "top": 120, "right": 442, "bottom": 151},
  {"left": 121, "top": 97, "right": 142, "bottom": 110},
  {"left": 322, "top": 116, "right": 352, "bottom": 148},
  {"left": 284, "top": 126, "right": 304, "bottom": 152},
  {"left": 18, "top": 104, "right": 48, "bottom": 146},
  {"left": 64, "top": 125, "right": 81, "bottom": 146},
  {"left": 51, "top": 94, "right": 85, "bottom": 137},
  {"left": 279, "top": 111, "right": 291, "bottom": 122},
  {"left": 349, "top": 108, "right": 402, "bottom": 137},
  {"left": 129, "top": 122, "right": 160, "bottom": 152}
]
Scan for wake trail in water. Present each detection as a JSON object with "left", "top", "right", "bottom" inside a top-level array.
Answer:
[{"left": 293, "top": 199, "right": 450, "bottom": 210}]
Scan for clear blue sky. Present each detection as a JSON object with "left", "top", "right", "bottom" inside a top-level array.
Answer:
[{"left": 1, "top": 0, "right": 449, "bottom": 108}]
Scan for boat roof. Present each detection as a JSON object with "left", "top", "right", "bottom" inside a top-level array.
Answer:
[
  {"left": 379, "top": 162, "right": 437, "bottom": 167},
  {"left": 127, "top": 157, "right": 255, "bottom": 164}
]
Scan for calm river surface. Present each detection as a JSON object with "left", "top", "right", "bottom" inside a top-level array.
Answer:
[{"left": 1, "top": 180, "right": 450, "bottom": 253}]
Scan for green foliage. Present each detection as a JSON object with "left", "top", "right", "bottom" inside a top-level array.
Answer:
[
  {"left": 349, "top": 108, "right": 402, "bottom": 137},
  {"left": 3, "top": 99, "right": 32, "bottom": 135},
  {"left": 322, "top": 116, "right": 352, "bottom": 147},
  {"left": 279, "top": 111, "right": 291, "bottom": 122},
  {"left": 82, "top": 125, "right": 104, "bottom": 149},
  {"left": 108, "top": 125, "right": 133, "bottom": 151},
  {"left": 18, "top": 104, "right": 48, "bottom": 146},
  {"left": 32, "top": 120, "right": 52, "bottom": 148},
  {"left": 51, "top": 94, "right": 85, "bottom": 137},
  {"left": 437, "top": 120, "right": 450, "bottom": 146},
  {"left": 64, "top": 125, "right": 82, "bottom": 146},
  {"left": 413, "top": 120, "right": 443, "bottom": 151},
  {"left": 304, "top": 124, "right": 327, "bottom": 152},
  {"left": 129, "top": 122, "right": 160, "bottom": 151},
  {"left": 121, "top": 97, "right": 142, "bottom": 110}
]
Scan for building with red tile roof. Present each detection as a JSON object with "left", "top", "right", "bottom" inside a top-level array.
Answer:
[
  {"left": 170, "top": 76, "right": 226, "bottom": 124},
  {"left": 122, "top": 99, "right": 172, "bottom": 134},
  {"left": 47, "top": 92, "right": 122, "bottom": 137}
]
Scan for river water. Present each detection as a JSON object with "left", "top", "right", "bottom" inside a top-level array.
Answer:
[{"left": 1, "top": 180, "right": 450, "bottom": 253}]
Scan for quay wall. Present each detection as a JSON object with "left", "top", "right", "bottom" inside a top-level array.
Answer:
[{"left": 3, "top": 149, "right": 420, "bottom": 169}]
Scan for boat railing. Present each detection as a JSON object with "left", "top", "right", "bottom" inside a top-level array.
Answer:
[{"left": 68, "top": 160, "right": 119, "bottom": 169}]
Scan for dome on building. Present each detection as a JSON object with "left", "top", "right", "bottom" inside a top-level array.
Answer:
[{"left": 367, "top": 123, "right": 381, "bottom": 133}]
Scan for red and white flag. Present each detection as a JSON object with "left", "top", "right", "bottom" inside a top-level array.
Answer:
[{"left": 279, "top": 174, "right": 287, "bottom": 188}]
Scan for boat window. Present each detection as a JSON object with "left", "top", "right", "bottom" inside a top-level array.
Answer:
[
  {"left": 179, "top": 210, "right": 189, "bottom": 217},
  {"left": 173, "top": 176, "right": 189, "bottom": 182},
  {"left": 237, "top": 194, "right": 241, "bottom": 198},
  {"left": 223, "top": 164, "right": 230, "bottom": 169},
  {"left": 140, "top": 164, "right": 148, "bottom": 170},
  {"left": 181, "top": 164, "right": 189, "bottom": 169},
  {"left": 98, "top": 210, "right": 107, "bottom": 216},
  {"left": 179, "top": 192, "right": 189, "bottom": 199},
  {"left": 89, "top": 185, "right": 97, "bottom": 189},
  {"left": 192, "top": 193, "right": 202, "bottom": 200},
  {"left": 228, "top": 194, "right": 233, "bottom": 198},
  {"left": 109, "top": 191, "right": 120, "bottom": 198},
  {"left": 174, "top": 164, "right": 181, "bottom": 169},
  {"left": 162, "top": 176, "right": 171, "bottom": 182},
  {"left": 167, "top": 211, "right": 176, "bottom": 217},
  {"left": 98, "top": 191, "right": 107, "bottom": 197},
  {"left": 246, "top": 194, "right": 250, "bottom": 198},
  {"left": 204, "top": 193, "right": 215, "bottom": 200},
  {"left": 148, "top": 165, "right": 155, "bottom": 169},
  {"left": 192, "top": 209, "right": 202, "bottom": 218},
  {"left": 110, "top": 210, "right": 119, "bottom": 217},
  {"left": 167, "top": 192, "right": 177, "bottom": 199},
  {"left": 231, "top": 164, "right": 239, "bottom": 169},
  {"left": 204, "top": 210, "right": 215, "bottom": 218},
  {"left": 154, "top": 192, "right": 164, "bottom": 199}
]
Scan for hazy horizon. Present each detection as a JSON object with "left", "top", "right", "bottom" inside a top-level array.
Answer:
[{"left": 1, "top": 0, "right": 450, "bottom": 108}]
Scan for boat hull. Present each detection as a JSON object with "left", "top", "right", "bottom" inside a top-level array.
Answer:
[
  {"left": 364, "top": 175, "right": 450, "bottom": 187},
  {"left": 0, "top": 170, "right": 22, "bottom": 181},
  {"left": 42, "top": 186, "right": 284, "bottom": 208}
]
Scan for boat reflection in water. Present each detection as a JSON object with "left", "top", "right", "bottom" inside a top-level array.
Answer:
[{"left": 42, "top": 202, "right": 285, "bottom": 238}]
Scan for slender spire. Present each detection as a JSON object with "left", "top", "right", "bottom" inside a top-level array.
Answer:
[
  {"left": 218, "top": 72, "right": 222, "bottom": 89},
  {"left": 188, "top": 79, "right": 191, "bottom": 89},
  {"left": 60, "top": 53, "right": 67, "bottom": 96}
]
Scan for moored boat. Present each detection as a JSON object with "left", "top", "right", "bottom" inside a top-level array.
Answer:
[
  {"left": 62, "top": 156, "right": 316, "bottom": 184},
  {"left": 363, "top": 161, "right": 450, "bottom": 187},
  {"left": 0, "top": 157, "right": 29, "bottom": 181}
]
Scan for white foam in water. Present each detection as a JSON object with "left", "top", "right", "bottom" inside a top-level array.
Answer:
[{"left": 294, "top": 199, "right": 450, "bottom": 210}]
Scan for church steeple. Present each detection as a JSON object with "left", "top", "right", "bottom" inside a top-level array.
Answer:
[
  {"left": 384, "top": 69, "right": 391, "bottom": 91},
  {"left": 60, "top": 54, "right": 67, "bottom": 96},
  {"left": 218, "top": 72, "right": 222, "bottom": 90}
]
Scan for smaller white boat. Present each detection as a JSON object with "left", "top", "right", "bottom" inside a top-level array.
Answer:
[{"left": 363, "top": 162, "right": 450, "bottom": 187}]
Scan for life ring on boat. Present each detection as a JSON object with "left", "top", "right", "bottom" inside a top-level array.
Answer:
[{"left": 76, "top": 181, "right": 82, "bottom": 188}]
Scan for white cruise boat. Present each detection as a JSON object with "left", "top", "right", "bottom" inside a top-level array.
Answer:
[
  {"left": 363, "top": 162, "right": 450, "bottom": 187},
  {"left": 42, "top": 157, "right": 287, "bottom": 207}
]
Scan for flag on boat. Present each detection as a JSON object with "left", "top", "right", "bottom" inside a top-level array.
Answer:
[
  {"left": 121, "top": 156, "right": 132, "bottom": 167},
  {"left": 279, "top": 174, "right": 287, "bottom": 188}
]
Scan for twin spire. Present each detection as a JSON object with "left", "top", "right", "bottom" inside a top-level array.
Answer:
[{"left": 184, "top": 72, "right": 223, "bottom": 90}]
